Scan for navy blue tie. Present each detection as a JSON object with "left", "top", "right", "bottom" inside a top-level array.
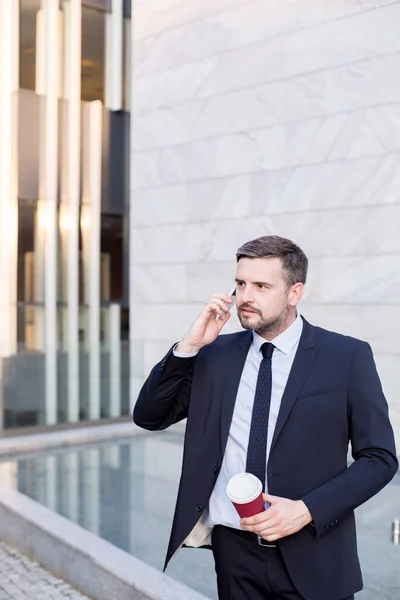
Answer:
[{"left": 245, "top": 342, "right": 275, "bottom": 491}]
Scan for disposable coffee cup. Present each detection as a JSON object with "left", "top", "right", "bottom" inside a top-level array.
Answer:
[{"left": 226, "top": 473, "right": 264, "bottom": 518}]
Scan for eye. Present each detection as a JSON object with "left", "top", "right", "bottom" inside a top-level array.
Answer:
[{"left": 237, "top": 281, "right": 245, "bottom": 287}]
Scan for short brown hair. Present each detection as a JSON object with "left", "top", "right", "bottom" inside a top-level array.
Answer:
[{"left": 236, "top": 235, "right": 308, "bottom": 287}]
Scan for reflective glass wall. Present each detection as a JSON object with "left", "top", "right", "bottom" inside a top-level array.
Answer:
[{"left": 0, "top": 0, "right": 131, "bottom": 430}]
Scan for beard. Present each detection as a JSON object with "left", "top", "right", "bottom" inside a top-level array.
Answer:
[{"left": 238, "top": 303, "right": 291, "bottom": 338}]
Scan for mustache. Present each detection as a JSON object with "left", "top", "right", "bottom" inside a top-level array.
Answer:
[{"left": 238, "top": 304, "right": 261, "bottom": 316}]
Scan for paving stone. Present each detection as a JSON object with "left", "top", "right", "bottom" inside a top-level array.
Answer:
[{"left": 0, "top": 542, "right": 92, "bottom": 600}]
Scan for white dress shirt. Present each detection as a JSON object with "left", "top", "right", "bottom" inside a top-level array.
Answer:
[{"left": 174, "top": 314, "right": 303, "bottom": 530}]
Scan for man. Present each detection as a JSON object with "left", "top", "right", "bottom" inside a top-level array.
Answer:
[{"left": 133, "top": 235, "right": 398, "bottom": 600}]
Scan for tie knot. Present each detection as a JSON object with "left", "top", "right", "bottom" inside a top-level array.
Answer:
[{"left": 261, "top": 342, "right": 274, "bottom": 360}]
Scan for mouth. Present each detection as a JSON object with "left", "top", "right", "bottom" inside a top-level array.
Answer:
[{"left": 240, "top": 308, "right": 259, "bottom": 317}]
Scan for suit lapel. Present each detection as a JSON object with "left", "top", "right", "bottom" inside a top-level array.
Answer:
[
  {"left": 269, "top": 318, "right": 319, "bottom": 455},
  {"left": 219, "top": 330, "right": 253, "bottom": 457}
]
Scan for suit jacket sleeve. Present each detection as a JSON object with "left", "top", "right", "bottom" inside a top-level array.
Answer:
[
  {"left": 133, "top": 345, "right": 198, "bottom": 431},
  {"left": 301, "top": 341, "right": 398, "bottom": 537}
]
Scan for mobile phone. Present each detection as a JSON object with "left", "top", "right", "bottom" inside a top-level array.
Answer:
[{"left": 219, "top": 285, "right": 237, "bottom": 319}]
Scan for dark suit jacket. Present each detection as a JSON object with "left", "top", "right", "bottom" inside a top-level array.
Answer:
[{"left": 133, "top": 318, "right": 398, "bottom": 600}]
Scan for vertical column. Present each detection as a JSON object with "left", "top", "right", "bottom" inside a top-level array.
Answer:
[
  {"left": 41, "top": 0, "right": 61, "bottom": 425},
  {"left": 81, "top": 101, "right": 102, "bottom": 420},
  {"left": 109, "top": 303, "right": 121, "bottom": 417},
  {"left": 83, "top": 447, "right": 100, "bottom": 534},
  {"left": 62, "top": 0, "right": 81, "bottom": 423},
  {"left": 66, "top": 452, "right": 79, "bottom": 523},
  {"left": 0, "top": 0, "right": 19, "bottom": 360},
  {"left": 123, "top": 16, "right": 131, "bottom": 111},
  {"left": 45, "top": 455, "right": 57, "bottom": 512},
  {"left": 36, "top": 7, "right": 64, "bottom": 97},
  {"left": 34, "top": 200, "right": 47, "bottom": 351},
  {"left": 105, "top": 0, "right": 123, "bottom": 111}
]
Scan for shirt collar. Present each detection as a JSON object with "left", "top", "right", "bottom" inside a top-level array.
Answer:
[{"left": 252, "top": 314, "right": 303, "bottom": 356}]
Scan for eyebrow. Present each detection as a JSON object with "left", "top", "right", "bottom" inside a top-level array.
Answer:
[{"left": 235, "top": 278, "right": 273, "bottom": 287}]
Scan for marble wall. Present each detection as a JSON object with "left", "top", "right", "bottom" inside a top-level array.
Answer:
[{"left": 130, "top": 0, "right": 400, "bottom": 449}]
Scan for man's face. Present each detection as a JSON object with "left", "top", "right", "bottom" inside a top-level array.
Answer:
[{"left": 235, "top": 257, "right": 295, "bottom": 337}]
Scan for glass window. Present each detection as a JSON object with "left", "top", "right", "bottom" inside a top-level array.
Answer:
[
  {"left": 100, "top": 213, "right": 123, "bottom": 301},
  {"left": 19, "top": 0, "right": 42, "bottom": 91},
  {"left": 81, "top": 6, "right": 106, "bottom": 102}
]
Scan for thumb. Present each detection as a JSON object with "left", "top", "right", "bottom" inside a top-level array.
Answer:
[{"left": 262, "top": 494, "right": 281, "bottom": 504}]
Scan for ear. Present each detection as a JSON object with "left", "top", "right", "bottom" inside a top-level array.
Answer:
[{"left": 289, "top": 283, "right": 304, "bottom": 307}]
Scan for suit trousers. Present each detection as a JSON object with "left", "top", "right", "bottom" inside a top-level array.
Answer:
[{"left": 211, "top": 525, "right": 355, "bottom": 600}]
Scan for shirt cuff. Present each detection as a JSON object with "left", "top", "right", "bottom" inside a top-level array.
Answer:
[{"left": 173, "top": 343, "right": 199, "bottom": 358}]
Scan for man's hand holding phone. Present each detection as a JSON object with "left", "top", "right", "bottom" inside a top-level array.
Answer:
[{"left": 176, "top": 286, "right": 236, "bottom": 354}]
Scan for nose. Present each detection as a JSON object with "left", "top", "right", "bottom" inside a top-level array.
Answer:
[{"left": 240, "top": 285, "right": 255, "bottom": 304}]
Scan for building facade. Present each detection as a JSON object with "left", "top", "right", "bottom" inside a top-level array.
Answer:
[
  {"left": 130, "top": 0, "right": 400, "bottom": 450},
  {"left": 0, "top": 0, "right": 131, "bottom": 430}
]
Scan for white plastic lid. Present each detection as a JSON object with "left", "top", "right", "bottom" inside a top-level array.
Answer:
[{"left": 226, "top": 473, "right": 262, "bottom": 504}]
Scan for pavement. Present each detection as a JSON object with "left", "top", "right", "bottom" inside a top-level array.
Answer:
[{"left": 0, "top": 541, "right": 91, "bottom": 600}]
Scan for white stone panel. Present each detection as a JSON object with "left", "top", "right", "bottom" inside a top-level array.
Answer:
[
  {"left": 132, "top": 111, "right": 400, "bottom": 189},
  {"left": 252, "top": 114, "right": 347, "bottom": 170},
  {"left": 132, "top": 265, "right": 187, "bottom": 302},
  {"left": 133, "top": 0, "right": 250, "bottom": 41},
  {"left": 132, "top": 303, "right": 205, "bottom": 340},
  {"left": 132, "top": 185, "right": 187, "bottom": 226},
  {"left": 135, "top": 0, "right": 395, "bottom": 76},
  {"left": 270, "top": 204, "right": 400, "bottom": 257},
  {"left": 272, "top": 154, "right": 400, "bottom": 213},
  {"left": 374, "top": 355, "right": 400, "bottom": 403},
  {"left": 132, "top": 55, "right": 218, "bottom": 115},
  {"left": 131, "top": 171, "right": 291, "bottom": 224},
  {"left": 132, "top": 217, "right": 279, "bottom": 265},
  {"left": 133, "top": 54, "right": 400, "bottom": 144},
  {"left": 134, "top": 3, "right": 400, "bottom": 112},
  {"left": 197, "top": 3, "right": 400, "bottom": 100},
  {"left": 132, "top": 100, "right": 206, "bottom": 150},
  {"left": 301, "top": 304, "right": 400, "bottom": 356},
  {"left": 132, "top": 92, "right": 278, "bottom": 150},
  {"left": 328, "top": 104, "right": 400, "bottom": 160},
  {"left": 259, "top": 53, "right": 400, "bottom": 123},
  {"left": 306, "top": 256, "right": 400, "bottom": 304},
  {"left": 185, "top": 261, "right": 236, "bottom": 302},
  {"left": 143, "top": 340, "right": 175, "bottom": 375},
  {"left": 131, "top": 222, "right": 218, "bottom": 264}
]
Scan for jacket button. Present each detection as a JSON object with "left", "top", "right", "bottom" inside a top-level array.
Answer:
[
  {"left": 213, "top": 467, "right": 218, "bottom": 475},
  {"left": 196, "top": 504, "right": 203, "bottom": 512}
]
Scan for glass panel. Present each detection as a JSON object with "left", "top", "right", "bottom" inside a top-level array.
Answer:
[
  {"left": 100, "top": 214, "right": 123, "bottom": 301},
  {"left": 19, "top": 0, "right": 42, "bottom": 91},
  {"left": 20, "top": 1, "right": 68, "bottom": 96},
  {"left": 81, "top": 6, "right": 106, "bottom": 102}
]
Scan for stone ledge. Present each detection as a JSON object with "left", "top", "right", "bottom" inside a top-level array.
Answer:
[
  {"left": 0, "top": 482, "right": 208, "bottom": 600},
  {"left": 0, "top": 421, "right": 186, "bottom": 458}
]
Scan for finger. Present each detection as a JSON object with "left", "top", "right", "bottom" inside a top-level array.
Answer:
[
  {"left": 206, "top": 302, "right": 228, "bottom": 318},
  {"left": 208, "top": 297, "right": 230, "bottom": 313},
  {"left": 252, "top": 519, "right": 282, "bottom": 535},
  {"left": 241, "top": 507, "right": 274, "bottom": 527},
  {"left": 263, "top": 494, "right": 282, "bottom": 504},
  {"left": 249, "top": 516, "right": 284, "bottom": 535},
  {"left": 208, "top": 293, "right": 233, "bottom": 305},
  {"left": 260, "top": 532, "right": 282, "bottom": 542},
  {"left": 241, "top": 514, "right": 271, "bottom": 530},
  {"left": 217, "top": 311, "right": 231, "bottom": 331}
]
